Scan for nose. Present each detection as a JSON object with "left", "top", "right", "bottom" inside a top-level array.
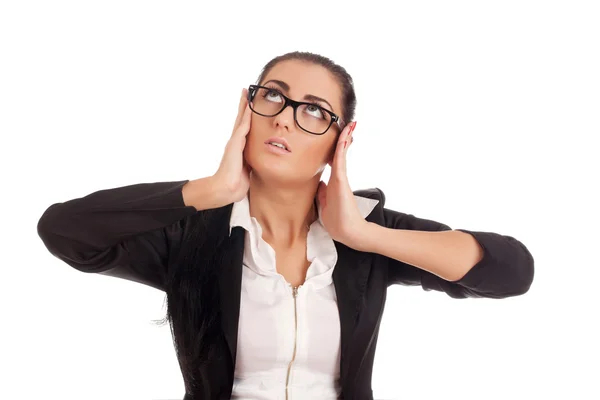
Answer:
[{"left": 273, "top": 103, "right": 295, "bottom": 132}]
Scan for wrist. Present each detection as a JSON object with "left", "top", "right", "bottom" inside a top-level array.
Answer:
[
  {"left": 345, "top": 221, "right": 379, "bottom": 252},
  {"left": 207, "top": 175, "right": 241, "bottom": 208},
  {"left": 182, "top": 176, "right": 232, "bottom": 211}
]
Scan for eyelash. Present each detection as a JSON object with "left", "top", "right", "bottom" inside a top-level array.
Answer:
[{"left": 263, "top": 84, "right": 325, "bottom": 110}]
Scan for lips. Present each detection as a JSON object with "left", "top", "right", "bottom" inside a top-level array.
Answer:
[{"left": 264, "top": 136, "right": 292, "bottom": 152}]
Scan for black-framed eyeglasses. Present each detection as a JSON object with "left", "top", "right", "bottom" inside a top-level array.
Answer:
[{"left": 247, "top": 85, "right": 344, "bottom": 135}]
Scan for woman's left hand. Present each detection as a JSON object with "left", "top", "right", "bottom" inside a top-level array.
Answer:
[{"left": 316, "top": 121, "right": 368, "bottom": 249}]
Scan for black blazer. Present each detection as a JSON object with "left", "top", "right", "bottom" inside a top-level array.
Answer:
[{"left": 37, "top": 180, "right": 534, "bottom": 399}]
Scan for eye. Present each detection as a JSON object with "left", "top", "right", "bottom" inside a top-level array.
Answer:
[
  {"left": 262, "top": 88, "right": 283, "bottom": 103},
  {"left": 303, "top": 104, "right": 326, "bottom": 120}
]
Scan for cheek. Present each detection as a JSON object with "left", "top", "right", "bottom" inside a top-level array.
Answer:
[
  {"left": 243, "top": 132, "right": 259, "bottom": 165},
  {"left": 243, "top": 123, "right": 279, "bottom": 168},
  {"left": 323, "top": 134, "right": 339, "bottom": 159},
  {"left": 246, "top": 119, "right": 270, "bottom": 146},
  {"left": 300, "top": 138, "right": 337, "bottom": 165}
]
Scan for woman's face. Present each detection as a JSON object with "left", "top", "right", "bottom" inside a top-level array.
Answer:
[{"left": 244, "top": 59, "right": 344, "bottom": 186}]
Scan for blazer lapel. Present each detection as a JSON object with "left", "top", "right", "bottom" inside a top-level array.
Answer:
[
  {"left": 333, "top": 241, "right": 373, "bottom": 387},
  {"left": 217, "top": 225, "right": 245, "bottom": 368},
  {"left": 201, "top": 203, "right": 244, "bottom": 370}
]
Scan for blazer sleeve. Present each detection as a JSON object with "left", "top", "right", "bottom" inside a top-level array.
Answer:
[
  {"left": 383, "top": 207, "right": 535, "bottom": 299},
  {"left": 37, "top": 180, "right": 198, "bottom": 291}
]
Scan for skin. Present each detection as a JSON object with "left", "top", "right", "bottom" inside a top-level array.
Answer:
[
  {"left": 242, "top": 59, "right": 355, "bottom": 287},
  {"left": 197, "top": 59, "right": 486, "bottom": 288}
]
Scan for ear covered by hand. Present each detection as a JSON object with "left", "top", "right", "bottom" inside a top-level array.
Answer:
[{"left": 316, "top": 121, "right": 366, "bottom": 247}]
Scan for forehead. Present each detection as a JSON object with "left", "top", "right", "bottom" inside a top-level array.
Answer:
[{"left": 261, "top": 59, "right": 343, "bottom": 113}]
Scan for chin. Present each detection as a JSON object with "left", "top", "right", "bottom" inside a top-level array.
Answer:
[
  {"left": 244, "top": 140, "right": 317, "bottom": 186},
  {"left": 248, "top": 154, "right": 295, "bottom": 184}
]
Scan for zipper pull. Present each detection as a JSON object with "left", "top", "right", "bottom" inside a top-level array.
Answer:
[{"left": 292, "top": 286, "right": 298, "bottom": 298}]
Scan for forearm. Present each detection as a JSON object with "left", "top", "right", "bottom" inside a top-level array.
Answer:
[
  {"left": 358, "top": 222, "right": 484, "bottom": 282},
  {"left": 37, "top": 180, "right": 197, "bottom": 261}
]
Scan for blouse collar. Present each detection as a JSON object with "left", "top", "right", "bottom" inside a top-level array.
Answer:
[
  {"left": 229, "top": 193, "right": 379, "bottom": 291},
  {"left": 229, "top": 193, "right": 379, "bottom": 236}
]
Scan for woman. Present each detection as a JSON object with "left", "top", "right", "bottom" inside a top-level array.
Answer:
[{"left": 37, "top": 51, "right": 535, "bottom": 400}]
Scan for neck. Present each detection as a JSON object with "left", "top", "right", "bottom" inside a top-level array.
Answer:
[{"left": 247, "top": 172, "right": 319, "bottom": 246}]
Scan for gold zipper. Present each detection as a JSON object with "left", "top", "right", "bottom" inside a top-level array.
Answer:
[{"left": 285, "top": 285, "right": 299, "bottom": 400}]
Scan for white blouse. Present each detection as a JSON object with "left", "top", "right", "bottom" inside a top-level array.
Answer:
[{"left": 229, "top": 194, "right": 379, "bottom": 400}]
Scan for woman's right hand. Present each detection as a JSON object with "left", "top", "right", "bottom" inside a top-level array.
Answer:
[{"left": 213, "top": 88, "right": 253, "bottom": 203}]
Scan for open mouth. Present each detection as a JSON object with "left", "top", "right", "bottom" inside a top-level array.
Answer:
[
  {"left": 264, "top": 137, "right": 292, "bottom": 153},
  {"left": 266, "top": 141, "right": 290, "bottom": 152}
]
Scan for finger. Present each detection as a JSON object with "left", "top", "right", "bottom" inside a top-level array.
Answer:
[
  {"left": 334, "top": 122, "right": 352, "bottom": 154},
  {"left": 234, "top": 104, "right": 252, "bottom": 138},
  {"left": 342, "top": 121, "right": 356, "bottom": 148},
  {"left": 332, "top": 121, "right": 355, "bottom": 175},
  {"left": 232, "top": 88, "right": 249, "bottom": 135},
  {"left": 327, "top": 121, "right": 353, "bottom": 168},
  {"left": 343, "top": 121, "right": 357, "bottom": 155},
  {"left": 346, "top": 121, "right": 356, "bottom": 149}
]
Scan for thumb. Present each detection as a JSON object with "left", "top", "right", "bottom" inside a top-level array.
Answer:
[{"left": 317, "top": 181, "right": 327, "bottom": 210}]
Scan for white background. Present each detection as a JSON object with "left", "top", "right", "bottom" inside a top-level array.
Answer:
[{"left": 1, "top": 1, "right": 599, "bottom": 399}]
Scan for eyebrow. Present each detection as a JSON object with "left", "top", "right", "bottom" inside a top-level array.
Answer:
[{"left": 262, "top": 79, "right": 335, "bottom": 112}]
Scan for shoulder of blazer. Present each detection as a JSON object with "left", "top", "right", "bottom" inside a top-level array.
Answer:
[
  {"left": 353, "top": 187, "right": 386, "bottom": 205},
  {"left": 180, "top": 203, "right": 234, "bottom": 245},
  {"left": 353, "top": 187, "right": 387, "bottom": 223}
]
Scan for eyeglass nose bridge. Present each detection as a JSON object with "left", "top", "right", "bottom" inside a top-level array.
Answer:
[
  {"left": 270, "top": 96, "right": 305, "bottom": 129},
  {"left": 278, "top": 96, "right": 303, "bottom": 116}
]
